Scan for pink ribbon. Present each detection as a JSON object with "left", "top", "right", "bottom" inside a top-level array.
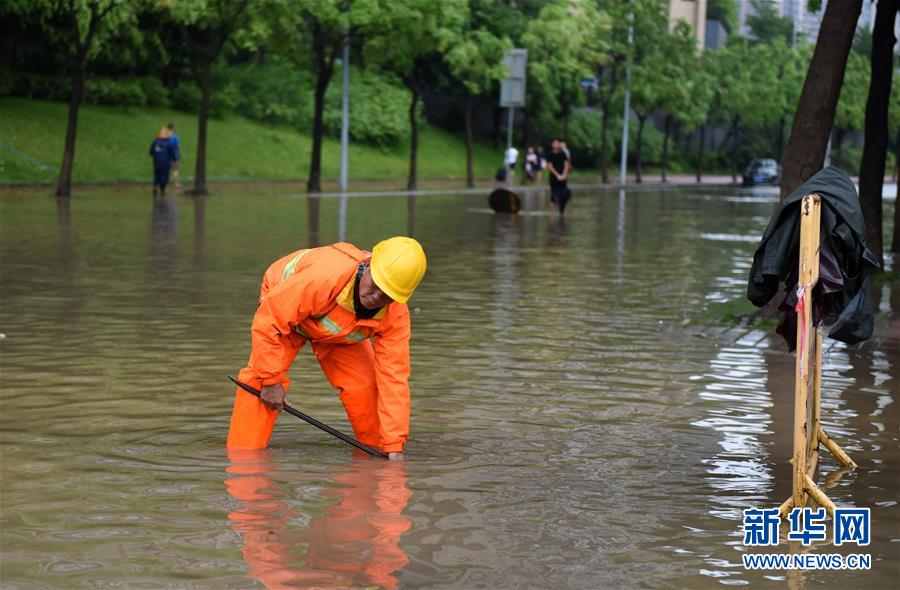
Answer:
[{"left": 794, "top": 286, "right": 807, "bottom": 379}]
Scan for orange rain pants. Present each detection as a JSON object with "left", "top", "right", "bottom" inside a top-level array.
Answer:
[
  {"left": 227, "top": 243, "right": 412, "bottom": 453},
  {"left": 226, "top": 449, "right": 411, "bottom": 589}
]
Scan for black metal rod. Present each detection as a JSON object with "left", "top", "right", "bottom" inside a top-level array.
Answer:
[{"left": 228, "top": 375, "right": 387, "bottom": 458}]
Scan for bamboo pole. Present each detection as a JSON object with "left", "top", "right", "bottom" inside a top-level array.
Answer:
[
  {"left": 777, "top": 194, "right": 859, "bottom": 518},
  {"left": 808, "top": 332, "right": 823, "bottom": 457},
  {"left": 804, "top": 473, "right": 837, "bottom": 515},
  {"left": 791, "top": 195, "right": 821, "bottom": 511},
  {"left": 779, "top": 497, "right": 794, "bottom": 519},
  {"left": 806, "top": 448, "right": 819, "bottom": 478},
  {"left": 818, "top": 427, "right": 857, "bottom": 468}
]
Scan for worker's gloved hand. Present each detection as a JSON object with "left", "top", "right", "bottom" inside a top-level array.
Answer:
[
  {"left": 260, "top": 383, "right": 286, "bottom": 411},
  {"left": 388, "top": 452, "right": 404, "bottom": 461}
]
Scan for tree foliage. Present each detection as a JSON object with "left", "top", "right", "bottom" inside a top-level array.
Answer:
[{"left": 746, "top": 0, "right": 793, "bottom": 45}]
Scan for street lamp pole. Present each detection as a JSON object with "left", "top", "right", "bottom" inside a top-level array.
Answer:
[
  {"left": 339, "top": 9, "right": 350, "bottom": 193},
  {"left": 619, "top": 12, "right": 633, "bottom": 186}
]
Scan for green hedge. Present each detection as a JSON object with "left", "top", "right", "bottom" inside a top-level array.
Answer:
[
  {"left": 3, "top": 71, "right": 170, "bottom": 107},
  {"left": 4, "top": 63, "right": 416, "bottom": 147}
]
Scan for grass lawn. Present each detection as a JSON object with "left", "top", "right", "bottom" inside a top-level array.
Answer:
[{"left": 0, "top": 97, "right": 502, "bottom": 186}]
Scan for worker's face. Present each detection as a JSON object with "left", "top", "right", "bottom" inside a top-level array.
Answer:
[{"left": 359, "top": 266, "right": 393, "bottom": 310}]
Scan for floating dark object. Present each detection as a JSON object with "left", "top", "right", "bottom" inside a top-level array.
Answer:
[{"left": 489, "top": 188, "right": 520, "bottom": 213}]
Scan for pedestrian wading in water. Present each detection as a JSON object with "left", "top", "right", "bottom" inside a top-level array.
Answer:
[
  {"left": 548, "top": 137, "right": 572, "bottom": 214},
  {"left": 227, "top": 237, "right": 427, "bottom": 461}
]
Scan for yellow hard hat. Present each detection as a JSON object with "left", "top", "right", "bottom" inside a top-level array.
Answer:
[{"left": 370, "top": 237, "right": 426, "bottom": 304}]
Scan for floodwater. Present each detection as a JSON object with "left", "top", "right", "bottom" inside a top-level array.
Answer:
[{"left": 0, "top": 184, "right": 897, "bottom": 589}]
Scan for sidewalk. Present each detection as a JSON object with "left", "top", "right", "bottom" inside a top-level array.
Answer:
[
  {"left": 0, "top": 173, "right": 739, "bottom": 196},
  {"left": 5, "top": 173, "right": 894, "bottom": 199}
]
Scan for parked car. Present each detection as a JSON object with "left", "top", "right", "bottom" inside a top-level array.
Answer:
[{"left": 742, "top": 159, "right": 781, "bottom": 186}]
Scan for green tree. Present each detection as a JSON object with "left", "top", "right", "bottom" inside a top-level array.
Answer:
[
  {"left": 858, "top": 0, "right": 898, "bottom": 263},
  {"left": 522, "top": 0, "right": 604, "bottom": 140},
  {"left": 591, "top": 0, "right": 652, "bottom": 183},
  {"left": 772, "top": 42, "right": 810, "bottom": 162},
  {"left": 164, "top": 0, "right": 271, "bottom": 196},
  {"left": 832, "top": 49, "right": 869, "bottom": 167},
  {"left": 445, "top": 16, "right": 510, "bottom": 187},
  {"left": 273, "top": 1, "right": 415, "bottom": 193},
  {"left": 708, "top": 39, "right": 782, "bottom": 182},
  {"left": 7, "top": 0, "right": 138, "bottom": 197},
  {"left": 707, "top": 0, "right": 737, "bottom": 33},
  {"left": 781, "top": 0, "right": 862, "bottom": 199},
  {"left": 631, "top": 19, "right": 694, "bottom": 183},
  {"left": 671, "top": 64, "right": 712, "bottom": 182},
  {"left": 367, "top": 0, "right": 467, "bottom": 190},
  {"left": 746, "top": 0, "right": 792, "bottom": 45}
]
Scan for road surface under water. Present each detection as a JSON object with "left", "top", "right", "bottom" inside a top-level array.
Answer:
[{"left": 0, "top": 184, "right": 897, "bottom": 589}]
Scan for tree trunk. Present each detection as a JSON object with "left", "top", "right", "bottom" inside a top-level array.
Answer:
[
  {"left": 308, "top": 66, "right": 331, "bottom": 193},
  {"left": 896, "top": 125, "right": 900, "bottom": 181},
  {"left": 777, "top": 115, "right": 786, "bottom": 162},
  {"left": 56, "top": 56, "right": 86, "bottom": 198},
  {"left": 858, "top": 0, "right": 897, "bottom": 266},
  {"left": 600, "top": 102, "right": 610, "bottom": 183},
  {"left": 635, "top": 115, "right": 646, "bottom": 183},
  {"left": 893, "top": 175, "right": 900, "bottom": 254},
  {"left": 697, "top": 124, "right": 706, "bottom": 183},
  {"left": 731, "top": 116, "right": 740, "bottom": 184},
  {"left": 779, "top": 0, "right": 863, "bottom": 199},
  {"left": 406, "top": 85, "right": 419, "bottom": 191},
  {"left": 661, "top": 114, "right": 672, "bottom": 183},
  {"left": 465, "top": 94, "right": 474, "bottom": 188},
  {"left": 307, "top": 24, "right": 334, "bottom": 194},
  {"left": 192, "top": 59, "right": 212, "bottom": 196}
]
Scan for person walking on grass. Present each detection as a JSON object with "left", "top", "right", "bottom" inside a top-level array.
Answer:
[
  {"left": 166, "top": 123, "right": 182, "bottom": 189},
  {"left": 149, "top": 127, "right": 177, "bottom": 197}
]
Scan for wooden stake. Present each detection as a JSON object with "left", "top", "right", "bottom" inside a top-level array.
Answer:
[
  {"left": 792, "top": 195, "right": 821, "bottom": 511},
  {"left": 818, "top": 427, "right": 857, "bottom": 468}
]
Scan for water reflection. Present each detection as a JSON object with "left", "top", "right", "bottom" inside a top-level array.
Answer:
[
  {"left": 193, "top": 195, "right": 206, "bottom": 269},
  {"left": 338, "top": 194, "right": 348, "bottom": 242},
  {"left": 407, "top": 195, "right": 416, "bottom": 237},
  {"left": 307, "top": 195, "right": 321, "bottom": 246},
  {"left": 150, "top": 196, "right": 177, "bottom": 270},
  {"left": 226, "top": 450, "right": 411, "bottom": 589}
]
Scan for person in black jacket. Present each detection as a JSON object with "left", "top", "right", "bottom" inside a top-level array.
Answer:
[
  {"left": 547, "top": 138, "right": 572, "bottom": 215},
  {"left": 747, "top": 166, "right": 881, "bottom": 349},
  {"left": 149, "top": 127, "right": 177, "bottom": 197}
]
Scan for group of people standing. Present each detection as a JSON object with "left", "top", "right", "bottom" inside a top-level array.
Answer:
[
  {"left": 504, "top": 138, "right": 573, "bottom": 214},
  {"left": 149, "top": 123, "right": 181, "bottom": 196}
]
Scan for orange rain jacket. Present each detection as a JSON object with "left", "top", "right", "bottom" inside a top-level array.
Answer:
[{"left": 248, "top": 242, "right": 412, "bottom": 452}]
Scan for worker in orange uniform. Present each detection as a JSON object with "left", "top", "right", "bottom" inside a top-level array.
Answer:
[{"left": 227, "top": 237, "right": 427, "bottom": 460}]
